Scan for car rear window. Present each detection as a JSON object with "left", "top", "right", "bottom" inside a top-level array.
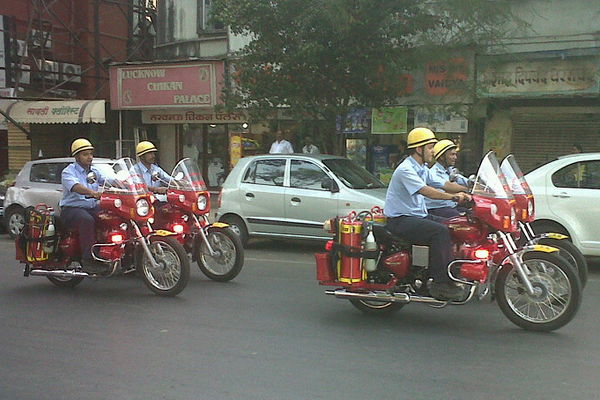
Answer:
[
  {"left": 30, "top": 162, "right": 70, "bottom": 184},
  {"left": 552, "top": 161, "right": 600, "bottom": 189},
  {"left": 242, "top": 159, "right": 286, "bottom": 186}
]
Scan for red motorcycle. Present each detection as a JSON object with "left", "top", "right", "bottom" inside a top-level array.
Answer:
[
  {"left": 16, "top": 158, "right": 190, "bottom": 296},
  {"left": 501, "top": 154, "right": 588, "bottom": 287},
  {"left": 316, "top": 152, "right": 581, "bottom": 331},
  {"left": 153, "top": 158, "right": 244, "bottom": 281}
]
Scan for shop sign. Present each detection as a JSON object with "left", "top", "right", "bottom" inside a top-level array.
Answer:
[
  {"left": 425, "top": 58, "right": 470, "bottom": 96},
  {"left": 371, "top": 106, "right": 408, "bottom": 134},
  {"left": 336, "top": 108, "right": 370, "bottom": 134},
  {"left": 142, "top": 109, "right": 246, "bottom": 124},
  {"left": 477, "top": 57, "right": 599, "bottom": 97},
  {"left": 35, "top": 59, "right": 81, "bottom": 84},
  {"left": 414, "top": 105, "right": 468, "bottom": 133},
  {"left": 110, "top": 61, "right": 225, "bottom": 110}
]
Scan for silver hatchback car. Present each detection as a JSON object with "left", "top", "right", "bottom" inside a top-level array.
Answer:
[
  {"left": 215, "top": 154, "right": 387, "bottom": 245},
  {"left": 3, "top": 157, "right": 114, "bottom": 238}
]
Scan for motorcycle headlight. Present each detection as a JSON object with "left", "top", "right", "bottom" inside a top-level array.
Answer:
[
  {"left": 136, "top": 198, "right": 150, "bottom": 217},
  {"left": 114, "top": 199, "right": 122, "bottom": 208},
  {"left": 197, "top": 195, "right": 207, "bottom": 211},
  {"left": 510, "top": 207, "right": 516, "bottom": 224},
  {"left": 527, "top": 200, "right": 534, "bottom": 217}
]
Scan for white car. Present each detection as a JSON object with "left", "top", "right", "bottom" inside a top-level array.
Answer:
[
  {"left": 215, "top": 154, "right": 387, "bottom": 245},
  {"left": 3, "top": 157, "right": 115, "bottom": 238},
  {"left": 525, "top": 153, "right": 600, "bottom": 257}
]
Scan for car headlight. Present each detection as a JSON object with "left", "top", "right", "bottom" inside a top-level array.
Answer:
[
  {"left": 136, "top": 198, "right": 150, "bottom": 216},
  {"left": 197, "top": 195, "right": 207, "bottom": 211}
]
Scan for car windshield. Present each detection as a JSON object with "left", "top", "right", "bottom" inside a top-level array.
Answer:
[
  {"left": 472, "top": 152, "right": 513, "bottom": 200},
  {"left": 169, "top": 158, "right": 207, "bottom": 191},
  {"left": 102, "top": 158, "right": 149, "bottom": 195},
  {"left": 322, "top": 158, "right": 385, "bottom": 189},
  {"left": 500, "top": 155, "right": 532, "bottom": 196}
]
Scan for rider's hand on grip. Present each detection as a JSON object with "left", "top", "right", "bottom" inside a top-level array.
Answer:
[{"left": 453, "top": 192, "right": 472, "bottom": 206}]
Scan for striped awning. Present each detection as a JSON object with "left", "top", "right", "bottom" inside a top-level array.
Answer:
[{"left": 0, "top": 99, "right": 106, "bottom": 124}]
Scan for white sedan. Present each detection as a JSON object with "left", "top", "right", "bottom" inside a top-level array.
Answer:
[{"left": 525, "top": 153, "right": 600, "bottom": 257}]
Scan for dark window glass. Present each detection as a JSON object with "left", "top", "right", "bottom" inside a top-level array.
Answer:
[
  {"left": 322, "top": 158, "right": 384, "bottom": 189},
  {"left": 552, "top": 161, "right": 600, "bottom": 189},
  {"left": 30, "top": 163, "right": 69, "bottom": 184},
  {"left": 244, "top": 159, "right": 285, "bottom": 186},
  {"left": 290, "top": 160, "right": 328, "bottom": 190}
]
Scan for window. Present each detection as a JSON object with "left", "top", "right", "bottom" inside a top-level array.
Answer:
[
  {"left": 243, "top": 159, "right": 285, "bottom": 186},
  {"left": 290, "top": 160, "right": 329, "bottom": 190},
  {"left": 552, "top": 161, "right": 600, "bottom": 189},
  {"left": 322, "top": 158, "right": 385, "bottom": 189},
  {"left": 30, "top": 163, "right": 68, "bottom": 184},
  {"left": 197, "top": 0, "right": 225, "bottom": 32}
]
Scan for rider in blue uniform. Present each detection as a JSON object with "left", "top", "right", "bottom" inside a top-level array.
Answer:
[
  {"left": 426, "top": 139, "right": 469, "bottom": 219},
  {"left": 132, "top": 141, "right": 170, "bottom": 195},
  {"left": 384, "top": 128, "right": 471, "bottom": 300},
  {"left": 59, "top": 138, "right": 106, "bottom": 273}
]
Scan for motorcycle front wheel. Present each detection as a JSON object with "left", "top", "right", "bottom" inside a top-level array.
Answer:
[
  {"left": 136, "top": 236, "right": 190, "bottom": 296},
  {"left": 495, "top": 251, "right": 581, "bottom": 332},
  {"left": 195, "top": 227, "right": 244, "bottom": 282},
  {"left": 536, "top": 237, "right": 588, "bottom": 289}
]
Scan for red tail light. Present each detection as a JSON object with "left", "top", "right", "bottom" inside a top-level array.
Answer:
[{"left": 325, "top": 240, "right": 334, "bottom": 251}]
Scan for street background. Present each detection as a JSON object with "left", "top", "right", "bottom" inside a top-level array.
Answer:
[{"left": 1, "top": 234, "right": 599, "bottom": 400}]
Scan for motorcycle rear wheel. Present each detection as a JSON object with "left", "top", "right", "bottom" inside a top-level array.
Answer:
[
  {"left": 47, "top": 275, "right": 84, "bottom": 288},
  {"left": 195, "top": 227, "right": 244, "bottom": 282},
  {"left": 496, "top": 251, "right": 581, "bottom": 332},
  {"left": 537, "top": 238, "right": 588, "bottom": 289},
  {"left": 349, "top": 299, "right": 404, "bottom": 315},
  {"left": 137, "top": 237, "right": 190, "bottom": 296}
]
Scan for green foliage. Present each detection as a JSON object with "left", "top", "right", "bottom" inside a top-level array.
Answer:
[{"left": 213, "top": 0, "right": 518, "bottom": 123}]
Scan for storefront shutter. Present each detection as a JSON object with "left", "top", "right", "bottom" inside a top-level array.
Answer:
[{"left": 511, "top": 109, "right": 600, "bottom": 172}]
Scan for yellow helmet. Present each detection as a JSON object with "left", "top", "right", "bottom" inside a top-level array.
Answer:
[
  {"left": 71, "top": 138, "right": 94, "bottom": 156},
  {"left": 136, "top": 141, "right": 158, "bottom": 157},
  {"left": 433, "top": 139, "right": 458, "bottom": 161},
  {"left": 407, "top": 127, "right": 437, "bottom": 149}
]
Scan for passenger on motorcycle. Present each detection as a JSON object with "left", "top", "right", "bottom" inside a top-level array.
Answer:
[
  {"left": 133, "top": 141, "right": 170, "bottom": 195},
  {"left": 384, "top": 128, "right": 471, "bottom": 300},
  {"left": 426, "top": 139, "right": 469, "bottom": 219},
  {"left": 59, "top": 138, "right": 106, "bottom": 273}
]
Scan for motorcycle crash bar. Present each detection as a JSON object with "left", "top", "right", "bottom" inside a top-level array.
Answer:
[{"left": 325, "top": 289, "right": 448, "bottom": 307}]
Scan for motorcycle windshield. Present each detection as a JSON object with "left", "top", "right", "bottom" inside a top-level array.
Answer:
[
  {"left": 500, "top": 155, "right": 532, "bottom": 196},
  {"left": 168, "top": 158, "right": 207, "bottom": 191},
  {"left": 472, "top": 152, "right": 513, "bottom": 200},
  {"left": 102, "top": 158, "right": 149, "bottom": 195}
]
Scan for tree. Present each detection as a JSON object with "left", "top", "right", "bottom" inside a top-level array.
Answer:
[{"left": 213, "top": 0, "right": 519, "bottom": 154}]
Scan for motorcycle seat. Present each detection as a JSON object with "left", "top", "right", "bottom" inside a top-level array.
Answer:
[
  {"left": 54, "top": 215, "right": 78, "bottom": 233},
  {"left": 372, "top": 223, "right": 410, "bottom": 248}
]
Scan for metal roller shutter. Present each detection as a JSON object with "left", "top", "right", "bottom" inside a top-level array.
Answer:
[{"left": 512, "top": 109, "right": 600, "bottom": 172}]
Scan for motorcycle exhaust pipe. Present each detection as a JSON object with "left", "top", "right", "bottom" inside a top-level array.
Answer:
[
  {"left": 30, "top": 269, "right": 89, "bottom": 278},
  {"left": 325, "top": 289, "right": 447, "bottom": 306}
]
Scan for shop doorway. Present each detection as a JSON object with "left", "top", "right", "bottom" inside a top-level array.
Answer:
[{"left": 180, "top": 123, "right": 229, "bottom": 188}]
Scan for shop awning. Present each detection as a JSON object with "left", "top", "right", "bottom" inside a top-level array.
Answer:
[{"left": 0, "top": 99, "right": 106, "bottom": 124}]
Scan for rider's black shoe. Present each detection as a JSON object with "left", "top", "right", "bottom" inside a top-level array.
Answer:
[
  {"left": 430, "top": 282, "right": 466, "bottom": 301},
  {"left": 81, "top": 259, "right": 108, "bottom": 274}
]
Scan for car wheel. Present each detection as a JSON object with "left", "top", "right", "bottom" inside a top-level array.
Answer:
[
  {"left": 220, "top": 215, "right": 248, "bottom": 247},
  {"left": 6, "top": 206, "right": 26, "bottom": 238}
]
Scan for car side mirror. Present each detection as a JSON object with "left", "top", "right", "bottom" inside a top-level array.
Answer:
[{"left": 322, "top": 177, "right": 339, "bottom": 193}]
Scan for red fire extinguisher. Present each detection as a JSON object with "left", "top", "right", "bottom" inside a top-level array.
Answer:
[
  {"left": 337, "top": 212, "right": 364, "bottom": 284},
  {"left": 370, "top": 206, "right": 386, "bottom": 224}
]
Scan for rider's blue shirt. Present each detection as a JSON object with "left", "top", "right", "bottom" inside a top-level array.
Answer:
[
  {"left": 426, "top": 162, "right": 468, "bottom": 210},
  {"left": 60, "top": 162, "right": 105, "bottom": 209},
  {"left": 133, "top": 162, "right": 170, "bottom": 188},
  {"left": 384, "top": 156, "right": 443, "bottom": 218}
]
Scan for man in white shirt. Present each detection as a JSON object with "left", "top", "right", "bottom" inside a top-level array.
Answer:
[
  {"left": 302, "top": 136, "right": 320, "bottom": 154},
  {"left": 269, "top": 130, "right": 294, "bottom": 154}
]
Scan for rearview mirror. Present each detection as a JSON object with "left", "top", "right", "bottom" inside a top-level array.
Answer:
[
  {"left": 86, "top": 171, "right": 97, "bottom": 184},
  {"left": 174, "top": 172, "right": 185, "bottom": 181},
  {"left": 321, "top": 177, "right": 339, "bottom": 193}
]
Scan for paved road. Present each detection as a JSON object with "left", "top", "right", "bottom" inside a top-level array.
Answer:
[{"left": 1, "top": 235, "right": 599, "bottom": 400}]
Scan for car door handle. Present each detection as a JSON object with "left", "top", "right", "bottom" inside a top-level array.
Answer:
[
  {"left": 290, "top": 197, "right": 301, "bottom": 203},
  {"left": 245, "top": 192, "right": 255, "bottom": 198},
  {"left": 552, "top": 192, "right": 571, "bottom": 198}
]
